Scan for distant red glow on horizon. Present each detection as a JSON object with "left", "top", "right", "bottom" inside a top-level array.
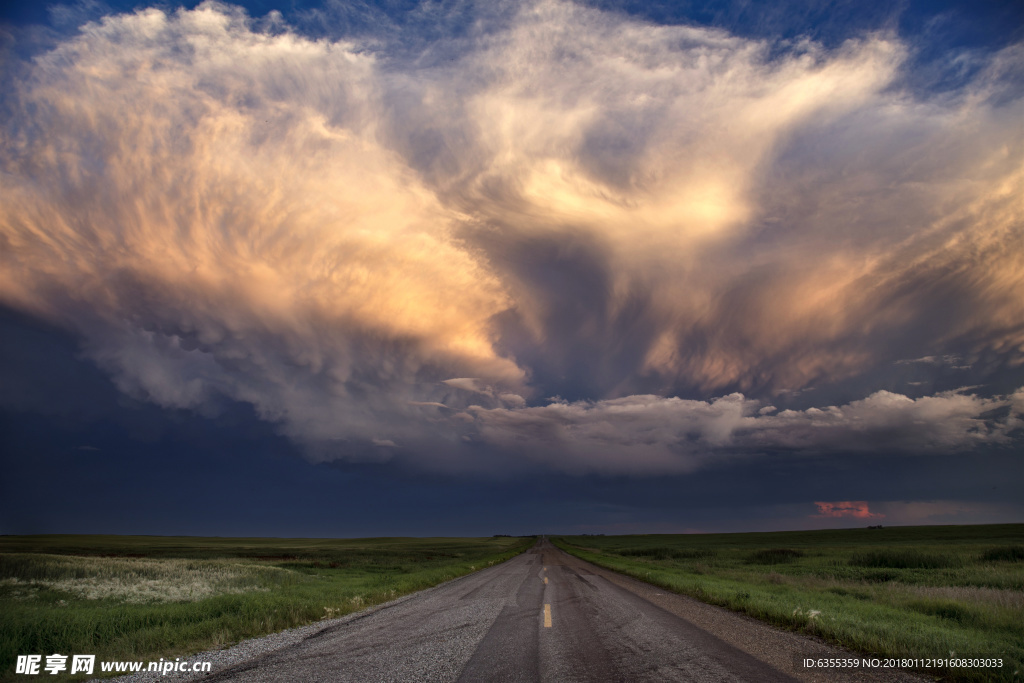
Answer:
[{"left": 813, "top": 501, "right": 884, "bottom": 519}]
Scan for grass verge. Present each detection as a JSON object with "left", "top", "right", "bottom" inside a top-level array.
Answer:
[
  {"left": 1, "top": 535, "right": 534, "bottom": 681},
  {"left": 553, "top": 524, "right": 1023, "bottom": 682}
]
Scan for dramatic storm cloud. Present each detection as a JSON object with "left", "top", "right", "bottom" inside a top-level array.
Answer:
[{"left": 1, "top": 0, "right": 1022, "bottom": 474}]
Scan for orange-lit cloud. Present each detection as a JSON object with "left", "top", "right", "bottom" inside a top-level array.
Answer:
[
  {"left": 813, "top": 501, "right": 884, "bottom": 519},
  {"left": 0, "top": 3, "right": 523, "bottom": 453},
  {"left": 0, "top": 0, "right": 1022, "bottom": 471}
]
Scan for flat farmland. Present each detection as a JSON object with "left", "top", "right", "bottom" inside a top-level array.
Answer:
[
  {"left": 554, "top": 525, "right": 1024, "bottom": 682},
  {"left": 0, "top": 535, "right": 533, "bottom": 681}
]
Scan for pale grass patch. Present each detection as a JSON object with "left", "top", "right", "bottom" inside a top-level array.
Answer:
[
  {"left": 0, "top": 577, "right": 40, "bottom": 600},
  {"left": 792, "top": 606, "right": 823, "bottom": 627},
  {"left": 2, "top": 554, "right": 296, "bottom": 603}
]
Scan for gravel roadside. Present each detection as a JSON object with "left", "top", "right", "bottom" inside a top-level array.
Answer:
[{"left": 102, "top": 576, "right": 471, "bottom": 683}]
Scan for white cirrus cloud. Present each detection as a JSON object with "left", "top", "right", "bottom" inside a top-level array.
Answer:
[{"left": 467, "top": 388, "right": 1024, "bottom": 474}]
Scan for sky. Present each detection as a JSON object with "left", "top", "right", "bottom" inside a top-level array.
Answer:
[{"left": 1, "top": 0, "right": 1022, "bottom": 537}]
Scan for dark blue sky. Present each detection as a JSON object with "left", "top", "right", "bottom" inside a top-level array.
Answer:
[
  {"left": 3, "top": 305, "right": 1020, "bottom": 535},
  {"left": 1, "top": 0, "right": 1022, "bottom": 536}
]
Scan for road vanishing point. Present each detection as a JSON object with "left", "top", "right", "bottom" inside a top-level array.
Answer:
[{"left": 197, "top": 539, "right": 923, "bottom": 683}]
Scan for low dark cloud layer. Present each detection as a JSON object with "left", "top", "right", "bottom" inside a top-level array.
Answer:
[{"left": 1, "top": 0, "right": 1022, "bottom": 477}]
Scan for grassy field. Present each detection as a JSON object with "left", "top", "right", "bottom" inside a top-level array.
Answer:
[
  {"left": 554, "top": 524, "right": 1024, "bottom": 682},
  {"left": 0, "top": 535, "right": 534, "bottom": 681}
]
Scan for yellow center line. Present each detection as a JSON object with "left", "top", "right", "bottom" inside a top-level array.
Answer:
[
  {"left": 544, "top": 577, "right": 548, "bottom": 584},
  {"left": 543, "top": 603, "right": 552, "bottom": 628}
]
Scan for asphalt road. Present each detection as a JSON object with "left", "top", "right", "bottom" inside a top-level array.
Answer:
[{"left": 194, "top": 539, "right": 924, "bottom": 683}]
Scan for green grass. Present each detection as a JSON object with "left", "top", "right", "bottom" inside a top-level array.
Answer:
[
  {"left": 554, "top": 524, "right": 1024, "bottom": 682},
  {"left": 0, "top": 535, "right": 534, "bottom": 681}
]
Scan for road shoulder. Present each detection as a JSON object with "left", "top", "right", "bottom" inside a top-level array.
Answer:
[{"left": 552, "top": 547, "right": 934, "bottom": 683}]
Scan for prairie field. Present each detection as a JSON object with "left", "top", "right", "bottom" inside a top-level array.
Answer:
[
  {"left": 0, "top": 535, "right": 533, "bottom": 681},
  {"left": 555, "top": 524, "right": 1024, "bottom": 682}
]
